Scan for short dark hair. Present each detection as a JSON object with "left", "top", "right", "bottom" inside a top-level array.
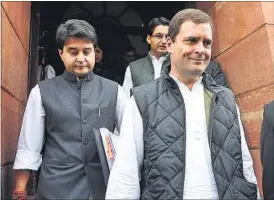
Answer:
[
  {"left": 56, "top": 19, "right": 98, "bottom": 50},
  {"left": 169, "top": 9, "right": 214, "bottom": 42},
  {"left": 147, "top": 17, "right": 170, "bottom": 36}
]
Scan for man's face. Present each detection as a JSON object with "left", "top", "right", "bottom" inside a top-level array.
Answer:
[
  {"left": 59, "top": 37, "right": 95, "bottom": 77},
  {"left": 147, "top": 25, "right": 169, "bottom": 55},
  {"left": 124, "top": 50, "right": 136, "bottom": 63},
  {"left": 95, "top": 47, "right": 103, "bottom": 63},
  {"left": 167, "top": 21, "right": 212, "bottom": 79}
]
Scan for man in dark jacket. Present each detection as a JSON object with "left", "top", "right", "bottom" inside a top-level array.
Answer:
[
  {"left": 106, "top": 8, "right": 258, "bottom": 199},
  {"left": 261, "top": 100, "right": 274, "bottom": 200},
  {"left": 207, "top": 60, "right": 229, "bottom": 88},
  {"left": 12, "top": 19, "right": 127, "bottom": 200}
]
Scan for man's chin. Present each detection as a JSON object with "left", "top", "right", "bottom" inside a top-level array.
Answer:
[
  {"left": 73, "top": 70, "right": 90, "bottom": 77},
  {"left": 190, "top": 67, "right": 206, "bottom": 77},
  {"left": 158, "top": 51, "right": 168, "bottom": 56}
]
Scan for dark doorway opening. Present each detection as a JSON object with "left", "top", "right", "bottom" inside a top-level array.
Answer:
[{"left": 29, "top": 1, "right": 196, "bottom": 88}]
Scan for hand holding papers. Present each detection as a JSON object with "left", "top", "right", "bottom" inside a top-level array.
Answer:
[{"left": 93, "top": 128, "right": 119, "bottom": 186}]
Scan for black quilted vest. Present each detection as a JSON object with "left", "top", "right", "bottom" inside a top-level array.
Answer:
[{"left": 132, "top": 66, "right": 257, "bottom": 200}]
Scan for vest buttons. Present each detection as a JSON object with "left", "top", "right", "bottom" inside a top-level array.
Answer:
[
  {"left": 83, "top": 138, "right": 88, "bottom": 145},
  {"left": 82, "top": 120, "right": 87, "bottom": 124}
]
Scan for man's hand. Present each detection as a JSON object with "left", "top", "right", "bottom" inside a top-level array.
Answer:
[
  {"left": 12, "top": 191, "right": 27, "bottom": 200},
  {"left": 13, "top": 170, "right": 31, "bottom": 200}
]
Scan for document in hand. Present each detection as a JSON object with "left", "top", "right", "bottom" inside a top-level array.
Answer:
[{"left": 93, "top": 128, "right": 119, "bottom": 185}]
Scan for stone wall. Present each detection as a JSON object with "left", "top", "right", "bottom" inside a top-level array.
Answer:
[
  {"left": 197, "top": 1, "right": 274, "bottom": 195},
  {"left": 1, "top": 2, "right": 31, "bottom": 199}
]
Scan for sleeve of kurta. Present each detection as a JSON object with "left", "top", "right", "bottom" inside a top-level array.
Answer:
[
  {"left": 13, "top": 85, "right": 46, "bottom": 171},
  {"left": 122, "top": 66, "right": 133, "bottom": 99},
  {"left": 236, "top": 105, "right": 260, "bottom": 198},
  {"left": 115, "top": 85, "right": 129, "bottom": 133},
  {"left": 106, "top": 97, "right": 144, "bottom": 199}
]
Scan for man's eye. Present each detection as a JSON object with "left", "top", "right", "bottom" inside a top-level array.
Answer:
[
  {"left": 204, "top": 41, "right": 212, "bottom": 47},
  {"left": 84, "top": 51, "right": 91, "bottom": 55},
  {"left": 70, "top": 51, "right": 78, "bottom": 56},
  {"left": 189, "top": 38, "right": 197, "bottom": 43},
  {"left": 155, "top": 35, "right": 163, "bottom": 39}
]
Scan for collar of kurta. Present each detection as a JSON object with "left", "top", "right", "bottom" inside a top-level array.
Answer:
[
  {"left": 62, "top": 70, "right": 95, "bottom": 82},
  {"left": 163, "top": 65, "right": 220, "bottom": 93},
  {"left": 147, "top": 51, "right": 169, "bottom": 63}
]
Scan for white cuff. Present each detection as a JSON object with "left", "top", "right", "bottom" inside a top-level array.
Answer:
[{"left": 13, "top": 149, "right": 42, "bottom": 170}]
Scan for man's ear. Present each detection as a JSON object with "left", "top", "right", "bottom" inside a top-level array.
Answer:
[
  {"left": 58, "top": 49, "right": 63, "bottom": 61},
  {"left": 166, "top": 37, "right": 173, "bottom": 54},
  {"left": 146, "top": 35, "right": 151, "bottom": 45}
]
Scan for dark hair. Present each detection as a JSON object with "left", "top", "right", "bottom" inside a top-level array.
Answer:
[
  {"left": 147, "top": 17, "right": 170, "bottom": 36},
  {"left": 169, "top": 9, "right": 214, "bottom": 42},
  {"left": 56, "top": 19, "right": 98, "bottom": 50}
]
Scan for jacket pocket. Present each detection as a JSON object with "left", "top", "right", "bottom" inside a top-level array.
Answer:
[
  {"left": 99, "top": 106, "right": 115, "bottom": 130},
  {"left": 232, "top": 176, "right": 257, "bottom": 200}
]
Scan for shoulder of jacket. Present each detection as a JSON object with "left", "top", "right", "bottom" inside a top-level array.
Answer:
[
  {"left": 208, "top": 60, "right": 220, "bottom": 70},
  {"left": 38, "top": 75, "right": 61, "bottom": 86},
  {"left": 133, "top": 77, "right": 163, "bottom": 95},
  {"left": 96, "top": 75, "right": 118, "bottom": 87},
  {"left": 129, "top": 56, "right": 148, "bottom": 67},
  {"left": 266, "top": 100, "right": 274, "bottom": 111}
]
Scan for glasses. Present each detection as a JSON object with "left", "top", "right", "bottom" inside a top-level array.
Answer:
[{"left": 151, "top": 34, "right": 168, "bottom": 40}]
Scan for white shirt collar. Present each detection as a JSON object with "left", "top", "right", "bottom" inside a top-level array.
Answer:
[
  {"left": 149, "top": 51, "right": 169, "bottom": 62},
  {"left": 169, "top": 73, "right": 203, "bottom": 91}
]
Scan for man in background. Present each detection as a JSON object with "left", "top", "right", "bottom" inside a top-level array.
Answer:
[
  {"left": 122, "top": 17, "right": 170, "bottom": 97},
  {"left": 261, "top": 100, "right": 274, "bottom": 200}
]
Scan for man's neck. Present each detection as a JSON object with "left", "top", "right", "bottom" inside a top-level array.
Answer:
[
  {"left": 150, "top": 50, "right": 166, "bottom": 60},
  {"left": 170, "top": 70, "right": 200, "bottom": 90},
  {"left": 76, "top": 76, "right": 85, "bottom": 81}
]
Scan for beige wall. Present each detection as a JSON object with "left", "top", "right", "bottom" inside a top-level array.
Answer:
[
  {"left": 197, "top": 1, "right": 274, "bottom": 195},
  {"left": 1, "top": 2, "right": 31, "bottom": 199}
]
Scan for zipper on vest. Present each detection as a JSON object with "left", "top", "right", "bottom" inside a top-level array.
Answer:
[
  {"left": 208, "top": 93, "right": 216, "bottom": 149},
  {"left": 208, "top": 93, "right": 223, "bottom": 200},
  {"left": 171, "top": 82, "right": 187, "bottom": 199},
  {"left": 181, "top": 100, "right": 186, "bottom": 199}
]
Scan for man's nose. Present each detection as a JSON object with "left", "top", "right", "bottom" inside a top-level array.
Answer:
[
  {"left": 76, "top": 53, "right": 85, "bottom": 62},
  {"left": 161, "top": 36, "right": 167, "bottom": 43},
  {"left": 194, "top": 42, "right": 206, "bottom": 54}
]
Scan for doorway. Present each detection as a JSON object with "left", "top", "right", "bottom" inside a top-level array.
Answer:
[{"left": 29, "top": 1, "right": 196, "bottom": 87}]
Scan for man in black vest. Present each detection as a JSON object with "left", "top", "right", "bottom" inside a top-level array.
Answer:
[
  {"left": 261, "top": 100, "right": 274, "bottom": 200},
  {"left": 122, "top": 17, "right": 171, "bottom": 97},
  {"left": 106, "top": 9, "right": 258, "bottom": 199},
  {"left": 12, "top": 19, "right": 127, "bottom": 200}
]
